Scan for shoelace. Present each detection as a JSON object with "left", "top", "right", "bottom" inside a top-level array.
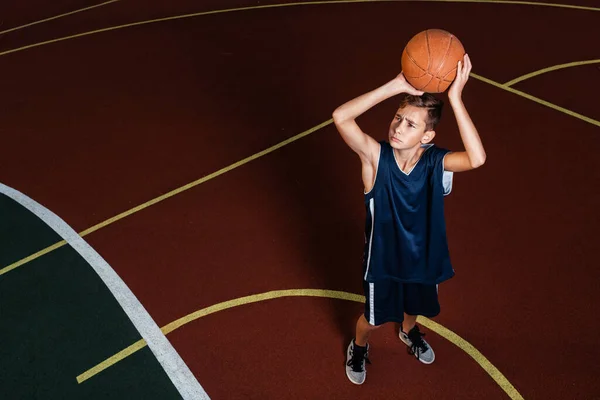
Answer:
[
  {"left": 347, "top": 349, "right": 371, "bottom": 372},
  {"left": 407, "top": 328, "right": 429, "bottom": 359}
]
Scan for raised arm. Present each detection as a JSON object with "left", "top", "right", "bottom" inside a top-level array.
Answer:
[
  {"left": 443, "top": 54, "right": 487, "bottom": 172},
  {"left": 332, "top": 73, "right": 423, "bottom": 164}
]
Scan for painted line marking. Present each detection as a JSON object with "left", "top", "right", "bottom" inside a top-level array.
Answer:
[
  {"left": 77, "top": 289, "right": 525, "bottom": 400},
  {"left": 1, "top": 1, "right": 597, "bottom": 277},
  {"left": 1, "top": 240, "right": 67, "bottom": 275},
  {"left": 0, "top": 1, "right": 587, "bottom": 397},
  {"left": 0, "top": 119, "right": 333, "bottom": 277},
  {"left": 0, "top": 0, "right": 120, "bottom": 36},
  {"left": 504, "top": 59, "right": 600, "bottom": 86},
  {"left": 77, "top": 339, "right": 147, "bottom": 383},
  {"left": 417, "top": 316, "right": 524, "bottom": 400},
  {"left": 470, "top": 73, "right": 600, "bottom": 127},
  {"left": 417, "top": 0, "right": 598, "bottom": 11},
  {"left": 0, "top": 0, "right": 597, "bottom": 57},
  {"left": 3, "top": 66, "right": 599, "bottom": 277},
  {"left": 77, "top": 119, "right": 332, "bottom": 238},
  {"left": 0, "top": 183, "right": 209, "bottom": 400}
]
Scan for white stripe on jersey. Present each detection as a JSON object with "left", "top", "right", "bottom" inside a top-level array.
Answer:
[{"left": 363, "top": 198, "right": 375, "bottom": 280}]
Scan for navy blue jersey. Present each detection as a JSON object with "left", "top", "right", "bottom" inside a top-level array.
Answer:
[{"left": 363, "top": 141, "right": 454, "bottom": 284}]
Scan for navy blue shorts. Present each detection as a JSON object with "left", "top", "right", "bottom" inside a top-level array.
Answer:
[{"left": 363, "top": 279, "right": 440, "bottom": 326}]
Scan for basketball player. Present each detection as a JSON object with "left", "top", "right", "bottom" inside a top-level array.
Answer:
[{"left": 332, "top": 54, "right": 486, "bottom": 385}]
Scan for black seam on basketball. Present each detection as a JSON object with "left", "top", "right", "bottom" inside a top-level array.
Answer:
[
  {"left": 404, "top": 50, "right": 428, "bottom": 77},
  {"left": 434, "top": 35, "right": 453, "bottom": 80},
  {"left": 439, "top": 66, "right": 458, "bottom": 91},
  {"left": 441, "top": 67, "right": 458, "bottom": 81},
  {"left": 425, "top": 30, "right": 431, "bottom": 72},
  {"left": 423, "top": 72, "right": 435, "bottom": 91}
]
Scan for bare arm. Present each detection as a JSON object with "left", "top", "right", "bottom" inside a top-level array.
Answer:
[
  {"left": 332, "top": 73, "right": 423, "bottom": 164},
  {"left": 444, "top": 54, "right": 487, "bottom": 172}
]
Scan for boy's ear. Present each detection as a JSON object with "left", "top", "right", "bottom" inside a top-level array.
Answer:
[{"left": 421, "top": 130, "right": 436, "bottom": 143}]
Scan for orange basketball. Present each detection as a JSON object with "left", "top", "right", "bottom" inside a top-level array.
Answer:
[{"left": 401, "top": 29, "right": 465, "bottom": 93}]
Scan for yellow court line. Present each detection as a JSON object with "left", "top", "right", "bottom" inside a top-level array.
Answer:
[
  {"left": 0, "top": 0, "right": 120, "bottom": 36},
  {"left": 77, "top": 119, "right": 332, "bottom": 236},
  {"left": 470, "top": 73, "right": 600, "bottom": 127},
  {"left": 419, "top": 0, "right": 598, "bottom": 11},
  {"left": 0, "top": 1, "right": 370, "bottom": 57},
  {"left": 504, "top": 59, "right": 600, "bottom": 86},
  {"left": 3, "top": 69, "right": 599, "bottom": 276},
  {"left": 2, "top": 0, "right": 598, "bottom": 277},
  {"left": 76, "top": 339, "right": 146, "bottom": 383},
  {"left": 417, "top": 316, "right": 524, "bottom": 400},
  {"left": 0, "top": 0, "right": 598, "bottom": 57},
  {"left": 76, "top": 289, "right": 525, "bottom": 400},
  {"left": 0, "top": 120, "right": 333, "bottom": 276},
  {"left": 0, "top": 240, "right": 68, "bottom": 275}
]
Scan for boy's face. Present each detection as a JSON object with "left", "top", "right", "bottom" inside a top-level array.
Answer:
[{"left": 389, "top": 105, "right": 435, "bottom": 150}]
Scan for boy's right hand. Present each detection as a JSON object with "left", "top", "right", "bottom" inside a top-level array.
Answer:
[{"left": 394, "top": 72, "right": 424, "bottom": 96}]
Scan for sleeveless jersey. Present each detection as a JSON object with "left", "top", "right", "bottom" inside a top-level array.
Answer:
[{"left": 363, "top": 141, "right": 454, "bottom": 284}]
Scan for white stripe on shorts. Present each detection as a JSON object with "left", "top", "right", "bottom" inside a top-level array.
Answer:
[{"left": 369, "top": 282, "right": 375, "bottom": 325}]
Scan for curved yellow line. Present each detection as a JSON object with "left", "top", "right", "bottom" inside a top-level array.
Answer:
[
  {"left": 76, "top": 289, "right": 525, "bottom": 400},
  {"left": 0, "top": 0, "right": 120, "bottom": 36},
  {"left": 470, "top": 73, "right": 600, "bottom": 127},
  {"left": 423, "top": 0, "right": 598, "bottom": 11},
  {"left": 0, "top": 1, "right": 364, "bottom": 57},
  {"left": 504, "top": 59, "right": 600, "bottom": 86},
  {"left": 3, "top": 0, "right": 600, "bottom": 278},
  {"left": 0, "top": 0, "right": 598, "bottom": 57}
]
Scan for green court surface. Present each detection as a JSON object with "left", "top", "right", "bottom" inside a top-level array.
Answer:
[{"left": 0, "top": 193, "right": 180, "bottom": 399}]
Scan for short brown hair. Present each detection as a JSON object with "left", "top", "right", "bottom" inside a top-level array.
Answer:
[{"left": 398, "top": 93, "right": 443, "bottom": 131}]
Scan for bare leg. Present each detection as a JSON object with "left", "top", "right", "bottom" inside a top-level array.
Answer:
[
  {"left": 401, "top": 313, "right": 418, "bottom": 333},
  {"left": 355, "top": 314, "right": 380, "bottom": 346}
]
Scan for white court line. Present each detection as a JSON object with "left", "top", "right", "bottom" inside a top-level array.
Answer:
[{"left": 0, "top": 182, "right": 209, "bottom": 400}]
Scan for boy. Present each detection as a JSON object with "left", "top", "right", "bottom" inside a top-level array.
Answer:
[{"left": 332, "top": 54, "right": 486, "bottom": 385}]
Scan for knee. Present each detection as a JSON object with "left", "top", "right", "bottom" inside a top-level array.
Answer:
[
  {"left": 359, "top": 315, "right": 381, "bottom": 331},
  {"left": 367, "top": 323, "right": 381, "bottom": 332}
]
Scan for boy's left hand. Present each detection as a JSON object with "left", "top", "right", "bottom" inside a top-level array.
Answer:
[{"left": 448, "top": 54, "right": 471, "bottom": 102}]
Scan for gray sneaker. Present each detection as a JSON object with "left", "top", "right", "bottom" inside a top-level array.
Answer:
[
  {"left": 399, "top": 325, "right": 435, "bottom": 364},
  {"left": 345, "top": 340, "right": 371, "bottom": 385}
]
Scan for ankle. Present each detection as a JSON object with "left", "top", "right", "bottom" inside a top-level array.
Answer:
[{"left": 401, "top": 323, "right": 415, "bottom": 334}]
